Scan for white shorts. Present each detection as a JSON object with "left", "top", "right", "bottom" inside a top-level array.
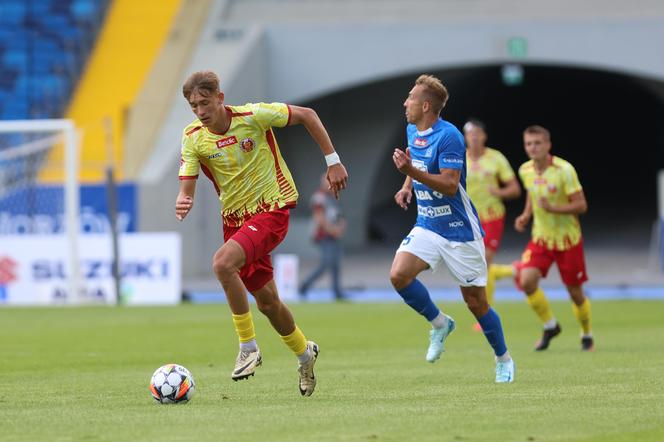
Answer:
[{"left": 396, "top": 226, "right": 488, "bottom": 287}]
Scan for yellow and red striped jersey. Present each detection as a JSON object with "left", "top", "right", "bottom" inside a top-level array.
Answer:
[
  {"left": 519, "top": 155, "right": 583, "bottom": 250},
  {"left": 466, "top": 147, "right": 516, "bottom": 222},
  {"left": 179, "top": 102, "right": 298, "bottom": 226}
]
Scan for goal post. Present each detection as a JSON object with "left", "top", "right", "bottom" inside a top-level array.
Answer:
[{"left": 0, "top": 119, "right": 80, "bottom": 304}]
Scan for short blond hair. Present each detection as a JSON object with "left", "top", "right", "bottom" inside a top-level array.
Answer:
[
  {"left": 415, "top": 74, "right": 449, "bottom": 115},
  {"left": 182, "top": 71, "right": 220, "bottom": 100},
  {"left": 523, "top": 125, "right": 551, "bottom": 141}
]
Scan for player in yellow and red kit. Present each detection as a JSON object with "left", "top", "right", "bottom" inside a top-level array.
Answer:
[
  {"left": 175, "top": 71, "right": 348, "bottom": 396},
  {"left": 514, "top": 125, "right": 593, "bottom": 352},
  {"left": 464, "top": 120, "right": 521, "bottom": 307}
]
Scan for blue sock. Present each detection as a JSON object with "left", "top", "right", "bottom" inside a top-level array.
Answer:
[
  {"left": 396, "top": 279, "right": 440, "bottom": 321},
  {"left": 478, "top": 308, "right": 508, "bottom": 357}
]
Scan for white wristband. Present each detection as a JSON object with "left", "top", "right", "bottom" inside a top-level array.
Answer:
[{"left": 325, "top": 152, "right": 341, "bottom": 167}]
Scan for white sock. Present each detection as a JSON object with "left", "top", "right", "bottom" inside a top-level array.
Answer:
[
  {"left": 240, "top": 339, "right": 258, "bottom": 352},
  {"left": 543, "top": 318, "right": 558, "bottom": 330},
  {"left": 297, "top": 348, "right": 311, "bottom": 364},
  {"left": 430, "top": 313, "right": 448, "bottom": 329},
  {"left": 496, "top": 351, "right": 511, "bottom": 363}
]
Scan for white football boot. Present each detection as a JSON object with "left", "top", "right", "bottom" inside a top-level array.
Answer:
[
  {"left": 298, "top": 341, "right": 319, "bottom": 396},
  {"left": 231, "top": 349, "right": 262, "bottom": 381}
]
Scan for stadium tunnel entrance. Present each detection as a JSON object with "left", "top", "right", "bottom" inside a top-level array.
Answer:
[{"left": 294, "top": 65, "right": 664, "bottom": 249}]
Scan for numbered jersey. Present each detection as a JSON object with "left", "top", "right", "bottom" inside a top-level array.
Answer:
[{"left": 407, "top": 119, "right": 484, "bottom": 242}]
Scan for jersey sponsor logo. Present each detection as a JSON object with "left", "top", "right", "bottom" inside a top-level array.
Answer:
[
  {"left": 442, "top": 157, "right": 463, "bottom": 165},
  {"left": 207, "top": 152, "right": 225, "bottom": 159},
  {"left": 411, "top": 159, "right": 427, "bottom": 172},
  {"left": 414, "top": 138, "right": 428, "bottom": 147},
  {"left": 240, "top": 137, "right": 255, "bottom": 153},
  {"left": 417, "top": 205, "right": 452, "bottom": 218},
  {"left": 415, "top": 190, "right": 444, "bottom": 200},
  {"left": 216, "top": 136, "right": 238, "bottom": 149},
  {"left": 448, "top": 221, "right": 464, "bottom": 228},
  {"left": 415, "top": 190, "right": 432, "bottom": 200},
  {"left": 411, "top": 159, "right": 427, "bottom": 184}
]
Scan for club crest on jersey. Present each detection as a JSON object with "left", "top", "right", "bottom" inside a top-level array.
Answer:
[
  {"left": 414, "top": 138, "right": 428, "bottom": 147},
  {"left": 240, "top": 137, "right": 255, "bottom": 152},
  {"left": 548, "top": 184, "right": 557, "bottom": 193},
  {"left": 216, "top": 136, "right": 238, "bottom": 149}
]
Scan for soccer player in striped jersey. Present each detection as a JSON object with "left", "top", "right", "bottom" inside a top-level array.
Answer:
[
  {"left": 514, "top": 125, "right": 593, "bottom": 351},
  {"left": 390, "top": 75, "right": 514, "bottom": 383},
  {"left": 175, "top": 71, "right": 348, "bottom": 396},
  {"left": 464, "top": 120, "right": 521, "bottom": 307}
]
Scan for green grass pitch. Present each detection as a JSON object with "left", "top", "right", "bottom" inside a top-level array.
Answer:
[{"left": 2, "top": 300, "right": 664, "bottom": 441}]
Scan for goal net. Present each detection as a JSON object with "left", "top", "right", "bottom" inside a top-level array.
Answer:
[{"left": 0, "top": 119, "right": 81, "bottom": 304}]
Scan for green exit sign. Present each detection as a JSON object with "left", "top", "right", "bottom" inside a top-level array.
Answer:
[{"left": 507, "top": 37, "right": 528, "bottom": 59}]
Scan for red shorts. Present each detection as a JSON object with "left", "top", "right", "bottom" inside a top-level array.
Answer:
[
  {"left": 223, "top": 208, "right": 290, "bottom": 292},
  {"left": 481, "top": 217, "right": 505, "bottom": 252},
  {"left": 520, "top": 239, "right": 588, "bottom": 286}
]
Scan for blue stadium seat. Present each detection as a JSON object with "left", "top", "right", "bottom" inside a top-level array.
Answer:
[
  {"left": 0, "top": 0, "right": 110, "bottom": 123},
  {"left": 3, "top": 50, "right": 28, "bottom": 69},
  {"left": 0, "top": 70, "right": 18, "bottom": 88},
  {"left": 28, "top": 1, "right": 52, "bottom": 16},
  {"left": 72, "top": 0, "right": 97, "bottom": 23},
  {"left": 0, "top": 1, "right": 27, "bottom": 25},
  {"left": 0, "top": 29, "right": 30, "bottom": 48}
]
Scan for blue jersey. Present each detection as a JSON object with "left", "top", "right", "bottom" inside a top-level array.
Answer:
[{"left": 407, "top": 118, "right": 484, "bottom": 242}]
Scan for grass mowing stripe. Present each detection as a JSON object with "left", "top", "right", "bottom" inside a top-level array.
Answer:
[{"left": 1, "top": 301, "right": 663, "bottom": 441}]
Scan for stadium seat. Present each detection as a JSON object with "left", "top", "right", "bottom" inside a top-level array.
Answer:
[
  {"left": 0, "top": 0, "right": 109, "bottom": 123},
  {"left": 3, "top": 50, "right": 28, "bottom": 69},
  {"left": 0, "top": 1, "right": 27, "bottom": 25},
  {"left": 72, "top": 0, "right": 97, "bottom": 23}
]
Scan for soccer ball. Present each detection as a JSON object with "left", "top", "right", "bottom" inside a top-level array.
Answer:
[{"left": 150, "top": 364, "right": 196, "bottom": 404}]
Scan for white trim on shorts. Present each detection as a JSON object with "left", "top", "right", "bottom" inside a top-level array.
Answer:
[{"left": 396, "top": 226, "right": 488, "bottom": 287}]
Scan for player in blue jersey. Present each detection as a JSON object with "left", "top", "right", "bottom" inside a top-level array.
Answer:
[{"left": 389, "top": 74, "right": 515, "bottom": 383}]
